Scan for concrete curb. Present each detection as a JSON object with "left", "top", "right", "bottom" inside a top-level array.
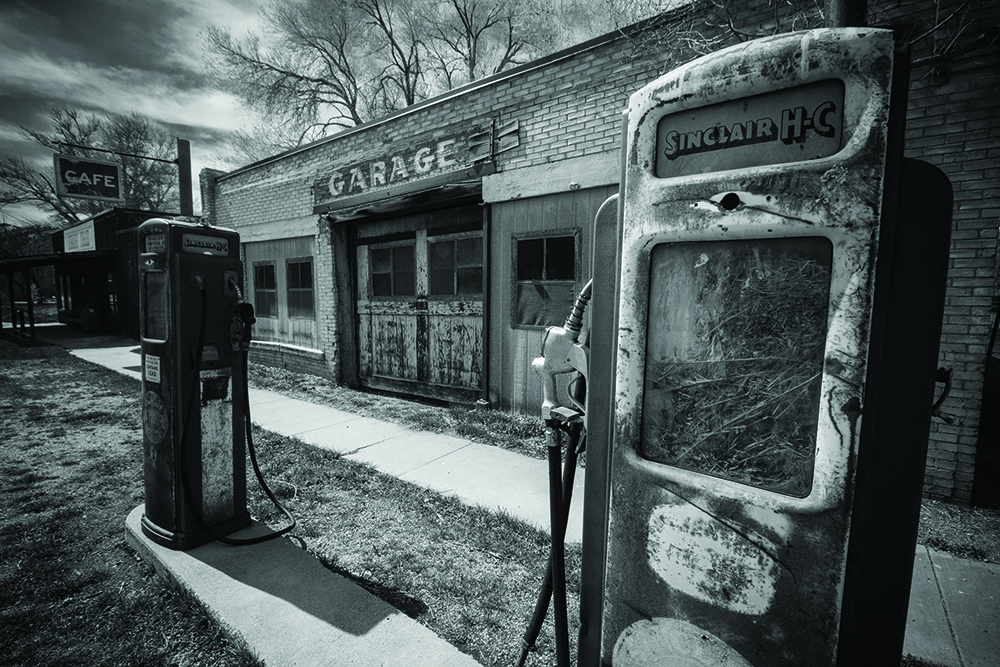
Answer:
[{"left": 125, "top": 505, "right": 481, "bottom": 667}]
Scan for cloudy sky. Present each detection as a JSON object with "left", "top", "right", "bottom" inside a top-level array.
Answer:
[{"left": 0, "top": 0, "right": 266, "bottom": 224}]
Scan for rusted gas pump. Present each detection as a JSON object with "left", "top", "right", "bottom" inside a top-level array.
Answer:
[
  {"left": 139, "top": 218, "right": 251, "bottom": 550},
  {"left": 582, "top": 28, "right": 952, "bottom": 666}
]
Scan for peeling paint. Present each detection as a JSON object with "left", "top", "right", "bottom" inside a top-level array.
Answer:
[
  {"left": 614, "top": 618, "right": 754, "bottom": 666},
  {"left": 647, "top": 504, "right": 783, "bottom": 615},
  {"left": 200, "top": 370, "right": 234, "bottom": 525}
]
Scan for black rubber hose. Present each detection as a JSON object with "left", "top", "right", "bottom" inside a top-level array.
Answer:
[
  {"left": 547, "top": 425, "right": 571, "bottom": 667},
  {"left": 516, "top": 427, "right": 582, "bottom": 667}
]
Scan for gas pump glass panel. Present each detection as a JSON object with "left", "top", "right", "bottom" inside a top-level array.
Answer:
[
  {"left": 143, "top": 271, "right": 168, "bottom": 342},
  {"left": 641, "top": 237, "right": 832, "bottom": 497}
]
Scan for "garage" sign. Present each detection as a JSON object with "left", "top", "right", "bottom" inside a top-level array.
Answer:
[{"left": 53, "top": 154, "right": 124, "bottom": 203}]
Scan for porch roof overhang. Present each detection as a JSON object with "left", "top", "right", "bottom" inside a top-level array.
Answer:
[
  {"left": 315, "top": 164, "right": 493, "bottom": 224},
  {"left": 0, "top": 249, "right": 117, "bottom": 274}
]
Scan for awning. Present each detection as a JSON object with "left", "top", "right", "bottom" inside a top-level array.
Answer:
[{"left": 316, "top": 164, "right": 494, "bottom": 224}]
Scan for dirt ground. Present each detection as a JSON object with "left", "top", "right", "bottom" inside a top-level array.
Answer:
[{"left": 0, "top": 338, "right": 257, "bottom": 665}]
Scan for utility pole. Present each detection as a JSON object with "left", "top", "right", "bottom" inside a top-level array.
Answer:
[
  {"left": 826, "top": 0, "right": 867, "bottom": 27},
  {"left": 177, "top": 138, "right": 193, "bottom": 216}
]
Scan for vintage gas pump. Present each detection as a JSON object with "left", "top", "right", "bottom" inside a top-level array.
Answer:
[
  {"left": 138, "top": 218, "right": 251, "bottom": 550},
  {"left": 593, "top": 28, "right": 952, "bottom": 666}
]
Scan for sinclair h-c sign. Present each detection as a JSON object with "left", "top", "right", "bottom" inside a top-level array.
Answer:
[{"left": 54, "top": 154, "right": 125, "bottom": 203}]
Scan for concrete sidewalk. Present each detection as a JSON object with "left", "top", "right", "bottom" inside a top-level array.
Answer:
[{"left": 38, "top": 326, "right": 1000, "bottom": 666}]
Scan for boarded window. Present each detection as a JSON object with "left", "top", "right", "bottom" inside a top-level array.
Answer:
[
  {"left": 429, "top": 235, "right": 483, "bottom": 296},
  {"left": 514, "top": 234, "right": 577, "bottom": 327},
  {"left": 253, "top": 263, "right": 276, "bottom": 318},
  {"left": 371, "top": 244, "right": 415, "bottom": 297},
  {"left": 287, "top": 259, "right": 314, "bottom": 318}
]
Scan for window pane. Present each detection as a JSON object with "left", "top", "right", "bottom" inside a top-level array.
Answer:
[
  {"left": 640, "top": 237, "right": 832, "bottom": 497},
  {"left": 545, "top": 236, "right": 575, "bottom": 280},
  {"left": 255, "top": 264, "right": 275, "bottom": 289},
  {"left": 288, "top": 291, "right": 314, "bottom": 317},
  {"left": 372, "top": 273, "right": 392, "bottom": 297},
  {"left": 456, "top": 237, "right": 481, "bottom": 267},
  {"left": 288, "top": 261, "right": 312, "bottom": 290},
  {"left": 257, "top": 292, "right": 276, "bottom": 318},
  {"left": 457, "top": 266, "right": 482, "bottom": 295},
  {"left": 392, "top": 245, "right": 414, "bottom": 272},
  {"left": 429, "top": 241, "right": 455, "bottom": 295},
  {"left": 371, "top": 248, "right": 391, "bottom": 273},
  {"left": 429, "top": 241, "right": 455, "bottom": 269},
  {"left": 517, "top": 238, "right": 544, "bottom": 280},
  {"left": 254, "top": 263, "right": 276, "bottom": 317},
  {"left": 431, "top": 268, "right": 454, "bottom": 295},
  {"left": 394, "top": 270, "right": 415, "bottom": 296}
]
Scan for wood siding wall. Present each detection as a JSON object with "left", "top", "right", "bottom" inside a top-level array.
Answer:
[
  {"left": 242, "top": 237, "right": 318, "bottom": 349},
  {"left": 489, "top": 186, "right": 618, "bottom": 413}
]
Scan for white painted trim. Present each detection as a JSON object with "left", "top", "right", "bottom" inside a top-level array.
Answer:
[
  {"left": 250, "top": 340, "right": 326, "bottom": 360},
  {"left": 482, "top": 151, "right": 620, "bottom": 203},
  {"left": 237, "top": 215, "right": 318, "bottom": 243}
]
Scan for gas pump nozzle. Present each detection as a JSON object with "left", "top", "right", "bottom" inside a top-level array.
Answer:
[
  {"left": 531, "top": 281, "right": 592, "bottom": 425},
  {"left": 230, "top": 302, "right": 255, "bottom": 352}
]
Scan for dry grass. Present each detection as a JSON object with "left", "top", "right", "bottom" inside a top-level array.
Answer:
[
  {"left": 642, "top": 241, "right": 830, "bottom": 497},
  {"left": 0, "top": 339, "right": 261, "bottom": 667}
]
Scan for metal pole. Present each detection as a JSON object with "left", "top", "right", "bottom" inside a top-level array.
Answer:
[
  {"left": 177, "top": 138, "right": 193, "bottom": 217},
  {"left": 825, "top": 0, "right": 867, "bottom": 27},
  {"left": 24, "top": 269, "right": 35, "bottom": 340}
]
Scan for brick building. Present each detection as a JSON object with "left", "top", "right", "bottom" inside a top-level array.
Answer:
[{"left": 201, "top": 0, "right": 999, "bottom": 503}]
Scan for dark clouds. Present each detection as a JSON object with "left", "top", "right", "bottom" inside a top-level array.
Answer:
[
  {"left": 4, "top": 0, "right": 193, "bottom": 75},
  {"left": 0, "top": 0, "right": 261, "bottom": 222}
]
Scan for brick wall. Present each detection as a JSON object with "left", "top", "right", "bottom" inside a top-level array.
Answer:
[
  {"left": 248, "top": 339, "right": 329, "bottom": 378},
  {"left": 893, "top": 0, "right": 1000, "bottom": 502}
]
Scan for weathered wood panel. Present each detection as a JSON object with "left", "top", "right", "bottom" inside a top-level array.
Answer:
[
  {"left": 356, "top": 226, "right": 484, "bottom": 397},
  {"left": 427, "top": 301, "right": 484, "bottom": 389},
  {"left": 242, "top": 237, "right": 318, "bottom": 349},
  {"left": 489, "top": 186, "right": 617, "bottom": 413}
]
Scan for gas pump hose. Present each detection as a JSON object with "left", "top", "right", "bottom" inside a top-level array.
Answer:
[{"left": 179, "top": 274, "right": 296, "bottom": 546}]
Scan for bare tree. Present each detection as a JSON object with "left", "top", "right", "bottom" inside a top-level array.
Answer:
[
  {"left": 205, "top": 0, "right": 568, "bottom": 147},
  {"left": 204, "top": 0, "right": 426, "bottom": 142},
  {"left": 359, "top": 0, "right": 426, "bottom": 114},
  {"left": 101, "top": 112, "right": 177, "bottom": 212},
  {"left": 421, "top": 0, "right": 553, "bottom": 86},
  {"left": 205, "top": 0, "right": 368, "bottom": 140},
  {"left": 0, "top": 108, "right": 179, "bottom": 227}
]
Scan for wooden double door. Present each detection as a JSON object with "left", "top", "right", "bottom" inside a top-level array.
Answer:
[{"left": 355, "top": 208, "right": 484, "bottom": 402}]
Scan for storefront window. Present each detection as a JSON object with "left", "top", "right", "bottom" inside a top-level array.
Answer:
[
  {"left": 513, "top": 234, "right": 576, "bottom": 327},
  {"left": 254, "top": 263, "right": 277, "bottom": 317},
  {"left": 640, "top": 237, "right": 832, "bottom": 497},
  {"left": 287, "top": 259, "right": 314, "bottom": 318}
]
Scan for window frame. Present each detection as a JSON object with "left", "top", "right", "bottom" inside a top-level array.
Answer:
[
  {"left": 286, "top": 257, "right": 315, "bottom": 319},
  {"left": 427, "top": 230, "right": 484, "bottom": 299},
  {"left": 511, "top": 229, "right": 580, "bottom": 330},
  {"left": 368, "top": 240, "right": 417, "bottom": 299},
  {"left": 253, "top": 261, "right": 277, "bottom": 319}
]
